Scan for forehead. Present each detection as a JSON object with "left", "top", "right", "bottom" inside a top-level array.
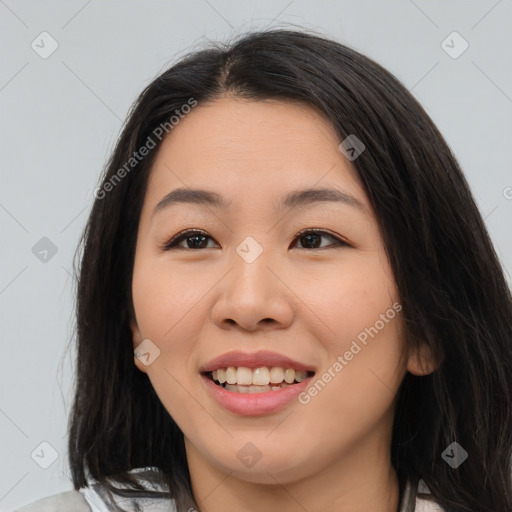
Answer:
[{"left": 145, "top": 98, "right": 367, "bottom": 212}]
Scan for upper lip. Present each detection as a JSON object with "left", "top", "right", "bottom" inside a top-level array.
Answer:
[{"left": 200, "top": 350, "right": 316, "bottom": 373}]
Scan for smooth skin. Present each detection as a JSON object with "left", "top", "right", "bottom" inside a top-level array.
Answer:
[{"left": 131, "top": 97, "right": 433, "bottom": 512}]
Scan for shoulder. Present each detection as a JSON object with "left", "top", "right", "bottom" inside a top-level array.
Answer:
[
  {"left": 12, "top": 490, "right": 91, "bottom": 512},
  {"left": 77, "top": 466, "right": 177, "bottom": 511}
]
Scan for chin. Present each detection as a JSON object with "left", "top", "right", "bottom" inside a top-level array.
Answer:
[{"left": 209, "top": 442, "right": 319, "bottom": 485}]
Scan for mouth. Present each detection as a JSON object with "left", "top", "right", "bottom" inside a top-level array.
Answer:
[
  {"left": 199, "top": 350, "right": 317, "bottom": 414},
  {"left": 202, "top": 366, "right": 316, "bottom": 394}
]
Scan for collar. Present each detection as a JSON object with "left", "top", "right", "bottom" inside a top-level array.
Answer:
[
  {"left": 400, "top": 479, "right": 444, "bottom": 512},
  {"left": 400, "top": 479, "right": 416, "bottom": 512}
]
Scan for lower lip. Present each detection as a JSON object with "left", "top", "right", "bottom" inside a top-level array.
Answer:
[{"left": 201, "top": 374, "right": 313, "bottom": 416}]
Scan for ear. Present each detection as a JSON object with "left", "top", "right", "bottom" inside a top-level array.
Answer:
[
  {"left": 131, "top": 319, "right": 148, "bottom": 374},
  {"left": 406, "top": 342, "right": 441, "bottom": 376}
]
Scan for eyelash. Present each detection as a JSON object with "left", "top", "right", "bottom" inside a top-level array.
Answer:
[{"left": 161, "top": 228, "right": 349, "bottom": 251}]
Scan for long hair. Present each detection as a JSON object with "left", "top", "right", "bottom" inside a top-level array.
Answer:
[{"left": 68, "top": 28, "right": 512, "bottom": 512}]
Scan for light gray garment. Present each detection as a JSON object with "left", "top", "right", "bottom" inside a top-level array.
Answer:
[
  {"left": 11, "top": 474, "right": 444, "bottom": 512},
  {"left": 11, "top": 467, "right": 176, "bottom": 512},
  {"left": 10, "top": 489, "right": 444, "bottom": 512},
  {"left": 12, "top": 490, "right": 91, "bottom": 512},
  {"left": 11, "top": 488, "right": 177, "bottom": 512}
]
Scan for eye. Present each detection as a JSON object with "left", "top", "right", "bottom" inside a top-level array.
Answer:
[
  {"left": 161, "top": 228, "right": 349, "bottom": 251},
  {"left": 292, "top": 229, "right": 349, "bottom": 249},
  {"left": 162, "top": 229, "right": 217, "bottom": 250}
]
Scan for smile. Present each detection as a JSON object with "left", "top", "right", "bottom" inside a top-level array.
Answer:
[
  {"left": 206, "top": 366, "right": 314, "bottom": 393},
  {"left": 199, "top": 350, "right": 316, "bottom": 414}
]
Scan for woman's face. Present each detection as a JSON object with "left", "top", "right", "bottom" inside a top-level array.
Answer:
[{"left": 131, "top": 97, "right": 414, "bottom": 486}]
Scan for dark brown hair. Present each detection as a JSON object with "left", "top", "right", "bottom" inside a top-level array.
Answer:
[{"left": 68, "top": 28, "right": 512, "bottom": 512}]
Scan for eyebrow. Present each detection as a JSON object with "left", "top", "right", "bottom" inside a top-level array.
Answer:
[{"left": 152, "top": 186, "right": 367, "bottom": 217}]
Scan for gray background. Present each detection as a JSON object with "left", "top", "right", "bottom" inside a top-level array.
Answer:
[{"left": 1, "top": 0, "right": 511, "bottom": 510}]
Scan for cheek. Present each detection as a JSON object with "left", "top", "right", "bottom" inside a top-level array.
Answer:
[
  {"left": 132, "top": 257, "right": 207, "bottom": 341},
  {"left": 290, "top": 249, "right": 400, "bottom": 353},
  {"left": 132, "top": 260, "right": 205, "bottom": 430},
  {"left": 131, "top": 259, "right": 200, "bottom": 410},
  {"left": 292, "top": 250, "right": 405, "bottom": 417},
  {"left": 295, "top": 315, "right": 405, "bottom": 466}
]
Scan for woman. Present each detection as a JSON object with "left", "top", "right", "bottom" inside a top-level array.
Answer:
[{"left": 15, "top": 29, "right": 512, "bottom": 512}]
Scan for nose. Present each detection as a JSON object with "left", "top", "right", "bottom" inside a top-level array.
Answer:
[{"left": 210, "top": 246, "right": 294, "bottom": 333}]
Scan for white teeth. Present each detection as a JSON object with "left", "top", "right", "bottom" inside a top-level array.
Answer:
[
  {"left": 284, "top": 368, "right": 295, "bottom": 384},
  {"left": 224, "top": 383, "right": 283, "bottom": 393},
  {"left": 295, "top": 370, "right": 308, "bottom": 382},
  {"left": 225, "top": 366, "right": 237, "bottom": 385},
  {"left": 249, "top": 384, "right": 270, "bottom": 393},
  {"left": 217, "top": 368, "right": 226, "bottom": 384},
  {"left": 236, "top": 367, "right": 253, "bottom": 385},
  {"left": 252, "top": 367, "right": 270, "bottom": 385},
  {"left": 210, "top": 366, "right": 312, "bottom": 386},
  {"left": 269, "top": 367, "right": 284, "bottom": 383}
]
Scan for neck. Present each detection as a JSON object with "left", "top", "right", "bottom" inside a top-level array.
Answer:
[{"left": 185, "top": 434, "right": 400, "bottom": 512}]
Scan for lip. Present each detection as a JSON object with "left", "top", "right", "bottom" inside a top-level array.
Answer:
[
  {"left": 201, "top": 373, "right": 314, "bottom": 416},
  {"left": 199, "top": 350, "right": 316, "bottom": 373}
]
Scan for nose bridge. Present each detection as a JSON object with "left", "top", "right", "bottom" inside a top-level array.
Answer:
[
  {"left": 230, "top": 234, "right": 274, "bottom": 301},
  {"left": 235, "top": 234, "right": 267, "bottom": 267},
  {"left": 211, "top": 234, "right": 293, "bottom": 331}
]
